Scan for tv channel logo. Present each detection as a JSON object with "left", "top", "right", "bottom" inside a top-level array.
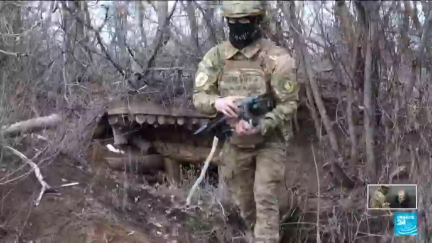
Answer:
[{"left": 394, "top": 212, "right": 417, "bottom": 236}]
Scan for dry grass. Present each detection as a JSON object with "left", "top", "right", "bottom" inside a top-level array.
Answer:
[{"left": 0, "top": 1, "right": 431, "bottom": 242}]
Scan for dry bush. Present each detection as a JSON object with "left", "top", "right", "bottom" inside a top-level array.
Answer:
[{"left": 1, "top": 1, "right": 432, "bottom": 242}]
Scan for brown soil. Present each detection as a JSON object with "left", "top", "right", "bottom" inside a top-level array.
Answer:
[
  {"left": 0, "top": 144, "right": 224, "bottom": 243},
  {"left": 0, "top": 120, "right": 351, "bottom": 243}
]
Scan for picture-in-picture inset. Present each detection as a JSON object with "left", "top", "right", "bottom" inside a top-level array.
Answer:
[{"left": 367, "top": 184, "right": 417, "bottom": 210}]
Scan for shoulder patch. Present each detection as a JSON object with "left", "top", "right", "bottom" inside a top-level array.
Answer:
[
  {"left": 195, "top": 72, "right": 208, "bottom": 88},
  {"left": 283, "top": 80, "right": 294, "bottom": 93}
]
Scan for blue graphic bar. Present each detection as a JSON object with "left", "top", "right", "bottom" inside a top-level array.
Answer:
[{"left": 394, "top": 212, "right": 417, "bottom": 236}]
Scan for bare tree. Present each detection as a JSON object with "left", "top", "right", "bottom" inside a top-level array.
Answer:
[{"left": 1, "top": 1, "right": 432, "bottom": 241}]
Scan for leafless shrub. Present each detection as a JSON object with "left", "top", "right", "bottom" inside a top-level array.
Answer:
[{"left": 1, "top": 1, "right": 432, "bottom": 242}]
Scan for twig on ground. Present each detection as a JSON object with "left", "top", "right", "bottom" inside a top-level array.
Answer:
[
  {"left": 186, "top": 136, "right": 219, "bottom": 206},
  {"left": 311, "top": 143, "right": 321, "bottom": 243},
  {"left": 0, "top": 146, "right": 47, "bottom": 185},
  {"left": 53, "top": 182, "right": 79, "bottom": 189},
  {"left": 215, "top": 193, "right": 226, "bottom": 218},
  {"left": 4, "top": 146, "right": 51, "bottom": 206}
]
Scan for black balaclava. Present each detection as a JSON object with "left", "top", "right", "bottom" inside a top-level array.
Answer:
[{"left": 228, "top": 16, "right": 262, "bottom": 50}]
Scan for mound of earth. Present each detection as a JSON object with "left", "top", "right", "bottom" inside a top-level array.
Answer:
[{"left": 0, "top": 147, "right": 234, "bottom": 243}]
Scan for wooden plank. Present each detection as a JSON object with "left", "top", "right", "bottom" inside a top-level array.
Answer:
[
  {"left": 106, "top": 154, "right": 164, "bottom": 173},
  {"left": 163, "top": 157, "right": 181, "bottom": 186}
]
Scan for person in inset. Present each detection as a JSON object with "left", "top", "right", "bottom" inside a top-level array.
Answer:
[
  {"left": 389, "top": 189, "right": 413, "bottom": 208},
  {"left": 370, "top": 185, "right": 390, "bottom": 209},
  {"left": 192, "top": 1, "right": 300, "bottom": 242}
]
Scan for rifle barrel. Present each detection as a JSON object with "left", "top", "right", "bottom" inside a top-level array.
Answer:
[{"left": 194, "top": 124, "right": 209, "bottom": 135}]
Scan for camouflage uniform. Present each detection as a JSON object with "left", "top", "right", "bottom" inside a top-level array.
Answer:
[
  {"left": 370, "top": 186, "right": 390, "bottom": 209},
  {"left": 193, "top": 2, "right": 300, "bottom": 242}
]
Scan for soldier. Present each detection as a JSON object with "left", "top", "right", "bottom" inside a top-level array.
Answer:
[
  {"left": 370, "top": 185, "right": 390, "bottom": 209},
  {"left": 192, "top": 1, "right": 300, "bottom": 242},
  {"left": 389, "top": 189, "right": 413, "bottom": 208}
]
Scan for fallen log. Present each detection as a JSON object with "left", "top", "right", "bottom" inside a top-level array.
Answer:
[
  {"left": 105, "top": 154, "right": 164, "bottom": 173},
  {"left": 152, "top": 141, "right": 223, "bottom": 166},
  {"left": 1, "top": 114, "right": 62, "bottom": 137}
]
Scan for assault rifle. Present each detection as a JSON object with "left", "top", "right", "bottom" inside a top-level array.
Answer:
[{"left": 194, "top": 94, "right": 276, "bottom": 139}]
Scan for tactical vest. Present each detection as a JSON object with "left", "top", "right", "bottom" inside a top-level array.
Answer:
[{"left": 217, "top": 41, "right": 273, "bottom": 148}]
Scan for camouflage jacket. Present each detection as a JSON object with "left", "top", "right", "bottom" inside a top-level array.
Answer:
[
  {"left": 192, "top": 38, "right": 300, "bottom": 141},
  {"left": 370, "top": 189, "right": 390, "bottom": 209}
]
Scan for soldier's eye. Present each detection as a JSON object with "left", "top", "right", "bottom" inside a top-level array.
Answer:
[
  {"left": 228, "top": 18, "right": 236, "bottom": 24},
  {"left": 227, "top": 18, "right": 250, "bottom": 24},
  {"left": 238, "top": 18, "right": 251, "bottom": 24}
]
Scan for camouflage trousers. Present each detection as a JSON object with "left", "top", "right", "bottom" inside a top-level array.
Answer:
[{"left": 221, "top": 140, "right": 286, "bottom": 243}]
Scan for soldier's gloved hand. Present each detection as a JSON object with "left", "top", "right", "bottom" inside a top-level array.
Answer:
[
  {"left": 215, "top": 96, "right": 245, "bottom": 118},
  {"left": 235, "top": 120, "right": 259, "bottom": 135}
]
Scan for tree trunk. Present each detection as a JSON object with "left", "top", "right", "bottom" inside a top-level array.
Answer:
[
  {"left": 277, "top": 0, "right": 321, "bottom": 139},
  {"left": 143, "top": 1, "right": 178, "bottom": 77},
  {"left": 334, "top": 1, "right": 356, "bottom": 53},
  {"left": 347, "top": 43, "right": 359, "bottom": 163},
  {"left": 406, "top": 7, "right": 432, "bottom": 100},
  {"left": 184, "top": 1, "right": 202, "bottom": 57},
  {"left": 113, "top": 2, "right": 129, "bottom": 67},
  {"left": 362, "top": 2, "right": 380, "bottom": 182},
  {"left": 287, "top": 2, "right": 339, "bottom": 153}
]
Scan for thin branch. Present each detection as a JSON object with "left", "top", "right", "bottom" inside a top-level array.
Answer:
[
  {"left": 4, "top": 146, "right": 51, "bottom": 206},
  {"left": 125, "top": 43, "right": 144, "bottom": 69},
  {"left": 0, "top": 20, "right": 41, "bottom": 37},
  {"left": 62, "top": 3, "right": 126, "bottom": 77},
  {"left": 311, "top": 144, "right": 322, "bottom": 243},
  {"left": 186, "top": 136, "right": 219, "bottom": 206},
  {"left": 145, "top": 67, "right": 195, "bottom": 71},
  {"left": 193, "top": 1, "right": 218, "bottom": 46},
  {"left": 144, "top": 0, "right": 178, "bottom": 74},
  {"left": 0, "top": 49, "right": 28, "bottom": 57},
  {"left": 406, "top": 7, "right": 432, "bottom": 99}
]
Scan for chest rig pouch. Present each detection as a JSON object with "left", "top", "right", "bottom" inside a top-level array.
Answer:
[{"left": 218, "top": 54, "right": 270, "bottom": 148}]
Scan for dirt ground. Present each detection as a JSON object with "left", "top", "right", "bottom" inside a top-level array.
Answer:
[
  {"left": 0, "top": 122, "right": 349, "bottom": 243},
  {"left": 0, "top": 142, "right": 232, "bottom": 243}
]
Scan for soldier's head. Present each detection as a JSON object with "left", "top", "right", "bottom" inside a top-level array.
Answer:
[
  {"left": 379, "top": 185, "right": 390, "bottom": 194},
  {"left": 398, "top": 190, "right": 406, "bottom": 203},
  {"left": 220, "top": 1, "right": 265, "bottom": 50}
]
